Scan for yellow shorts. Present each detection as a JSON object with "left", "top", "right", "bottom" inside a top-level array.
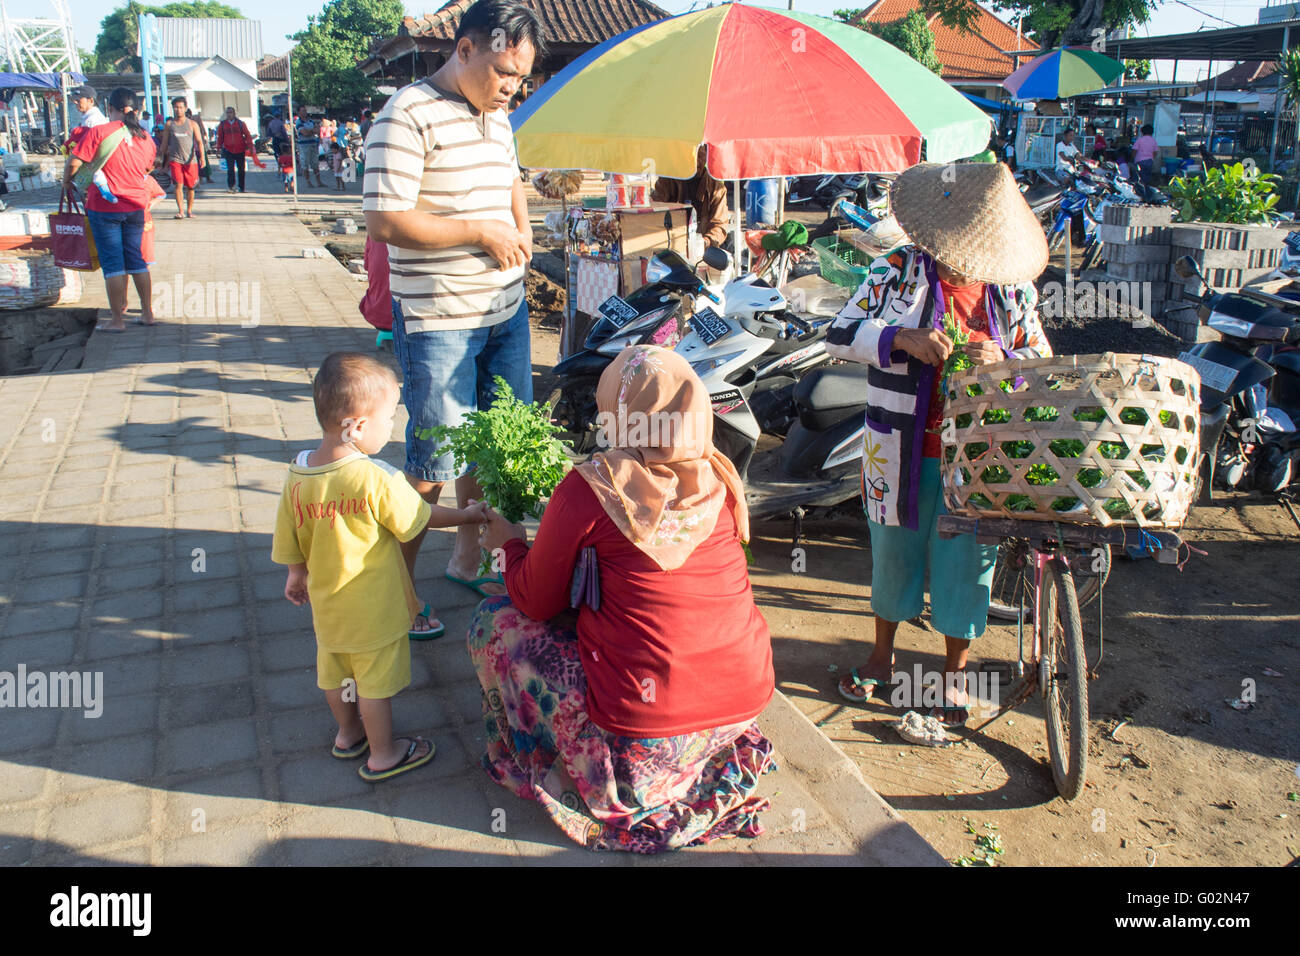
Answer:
[{"left": 316, "top": 635, "right": 411, "bottom": 700}]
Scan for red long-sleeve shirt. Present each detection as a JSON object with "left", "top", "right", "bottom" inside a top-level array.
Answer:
[{"left": 502, "top": 470, "right": 774, "bottom": 737}]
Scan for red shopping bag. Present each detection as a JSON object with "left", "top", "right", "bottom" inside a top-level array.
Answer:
[
  {"left": 50, "top": 188, "right": 98, "bottom": 271},
  {"left": 140, "top": 212, "right": 155, "bottom": 264}
]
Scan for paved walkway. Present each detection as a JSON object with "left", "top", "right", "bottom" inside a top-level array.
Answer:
[{"left": 0, "top": 169, "right": 943, "bottom": 865}]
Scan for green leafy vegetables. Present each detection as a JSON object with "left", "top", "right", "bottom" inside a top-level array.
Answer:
[
  {"left": 430, "top": 377, "right": 571, "bottom": 524},
  {"left": 946, "top": 378, "right": 1179, "bottom": 518},
  {"left": 941, "top": 309, "right": 973, "bottom": 383}
]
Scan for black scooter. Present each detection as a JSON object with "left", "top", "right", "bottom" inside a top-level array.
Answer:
[{"left": 1174, "top": 256, "right": 1300, "bottom": 527}]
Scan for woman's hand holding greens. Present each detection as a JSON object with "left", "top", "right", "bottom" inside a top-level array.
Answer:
[
  {"left": 479, "top": 507, "right": 526, "bottom": 556},
  {"left": 895, "top": 327, "right": 953, "bottom": 367}
]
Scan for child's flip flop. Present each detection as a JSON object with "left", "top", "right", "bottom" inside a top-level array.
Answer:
[
  {"left": 409, "top": 603, "right": 446, "bottom": 641},
  {"left": 358, "top": 737, "right": 435, "bottom": 782},
  {"left": 331, "top": 736, "right": 369, "bottom": 759}
]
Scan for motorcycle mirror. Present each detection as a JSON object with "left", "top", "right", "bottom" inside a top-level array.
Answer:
[
  {"left": 1173, "top": 255, "right": 1202, "bottom": 281},
  {"left": 702, "top": 245, "right": 731, "bottom": 272}
]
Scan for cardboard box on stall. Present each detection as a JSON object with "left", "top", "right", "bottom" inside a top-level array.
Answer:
[{"left": 615, "top": 203, "right": 693, "bottom": 291}]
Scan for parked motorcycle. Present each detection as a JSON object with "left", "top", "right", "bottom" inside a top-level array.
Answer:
[
  {"left": 1173, "top": 255, "right": 1300, "bottom": 527},
  {"left": 549, "top": 248, "right": 866, "bottom": 518}
]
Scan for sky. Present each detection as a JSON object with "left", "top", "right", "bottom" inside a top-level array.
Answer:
[{"left": 4, "top": 0, "right": 1288, "bottom": 73}]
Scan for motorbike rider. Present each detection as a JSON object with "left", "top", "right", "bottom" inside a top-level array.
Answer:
[
  {"left": 651, "top": 144, "right": 730, "bottom": 248},
  {"left": 825, "top": 161, "right": 1052, "bottom": 726}
]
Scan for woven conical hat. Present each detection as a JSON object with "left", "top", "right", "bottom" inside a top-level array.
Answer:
[{"left": 890, "top": 162, "right": 1048, "bottom": 286}]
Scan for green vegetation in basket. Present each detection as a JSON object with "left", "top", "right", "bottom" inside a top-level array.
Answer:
[
  {"left": 941, "top": 309, "right": 972, "bottom": 383},
  {"left": 430, "top": 377, "right": 570, "bottom": 524}
]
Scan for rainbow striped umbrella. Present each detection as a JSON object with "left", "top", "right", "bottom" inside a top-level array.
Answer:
[
  {"left": 1003, "top": 47, "right": 1125, "bottom": 100},
  {"left": 510, "top": 4, "right": 991, "bottom": 179}
]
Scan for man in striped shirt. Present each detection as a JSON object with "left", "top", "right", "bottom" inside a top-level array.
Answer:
[{"left": 364, "top": 0, "right": 544, "bottom": 616}]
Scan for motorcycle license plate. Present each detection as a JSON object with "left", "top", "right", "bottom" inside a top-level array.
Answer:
[
  {"left": 596, "top": 295, "right": 638, "bottom": 328},
  {"left": 1178, "top": 351, "right": 1236, "bottom": 394},
  {"left": 689, "top": 306, "right": 732, "bottom": 346}
]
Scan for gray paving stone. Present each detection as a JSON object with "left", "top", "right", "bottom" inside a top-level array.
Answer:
[
  {"left": 0, "top": 809, "right": 37, "bottom": 864},
  {"left": 91, "top": 588, "right": 163, "bottom": 622},
  {"left": 86, "top": 653, "right": 162, "bottom": 696},
  {"left": 255, "top": 598, "right": 311, "bottom": 634},
  {"left": 104, "top": 496, "right": 166, "bottom": 522},
  {"left": 264, "top": 669, "right": 321, "bottom": 712},
  {"left": 163, "top": 822, "right": 269, "bottom": 865},
  {"left": 164, "top": 644, "right": 251, "bottom": 688},
  {"left": 20, "top": 548, "right": 94, "bottom": 578},
  {"left": 53, "top": 735, "right": 157, "bottom": 792},
  {"left": 161, "top": 717, "right": 260, "bottom": 775},
  {"left": 97, "top": 540, "right": 165, "bottom": 569},
  {"left": 83, "top": 623, "right": 166, "bottom": 660},
  {"left": 0, "top": 630, "right": 77, "bottom": 671},
  {"left": 173, "top": 490, "right": 237, "bottom": 514},
  {"left": 162, "top": 767, "right": 266, "bottom": 834},
  {"left": 96, "top": 563, "right": 163, "bottom": 593},
  {"left": 269, "top": 707, "right": 335, "bottom": 756},
  {"left": 277, "top": 752, "right": 375, "bottom": 805},
  {"left": 258, "top": 634, "right": 313, "bottom": 673},
  {"left": 163, "top": 681, "right": 254, "bottom": 729},
  {"left": 65, "top": 691, "right": 158, "bottom": 744},
  {"left": 0, "top": 757, "right": 49, "bottom": 803},
  {"left": 47, "top": 788, "right": 152, "bottom": 850},
  {"left": 3, "top": 602, "right": 81, "bottom": 637},
  {"left": 31, "top": 525, "right": 95, "bottom": 551}
]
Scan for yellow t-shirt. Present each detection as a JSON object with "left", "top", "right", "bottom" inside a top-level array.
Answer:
[{"left": 270, "top": 450, "right": 432, "bottom": 652}]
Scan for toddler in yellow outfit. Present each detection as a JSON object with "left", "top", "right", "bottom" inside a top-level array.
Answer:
[{"left": 271, "top": 352, "right": 487, "bottom": 782}]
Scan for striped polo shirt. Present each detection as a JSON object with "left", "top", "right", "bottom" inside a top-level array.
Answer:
[{"left": 362, "top": 78, "right": 525, "bottom": 332}]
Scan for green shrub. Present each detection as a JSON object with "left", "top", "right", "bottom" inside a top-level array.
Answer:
[{"left": 1167, "top": 162, "right": 1280, "bottom": 224}]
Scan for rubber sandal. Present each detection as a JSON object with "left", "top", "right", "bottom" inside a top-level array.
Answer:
[
  {"left": 929, "top": 703, "right": 970, "bottom": 728},
  {"left": 837, "top": 666, "right": 889, "bottom": 704},
  {"left": 444, "top": 571, "right": 505, "bottom": 598},
  {"left": 409, "top": 603, "right": 445, "bottom": 641},
  {"left": 331, "top": 736, "right": 369, "bottom": 759},
  {"left": 95, "top": 325, "right": 126, "bottom": 333},
  {"left": 358, "top": 737, "right": 435, "bottom": 782}
]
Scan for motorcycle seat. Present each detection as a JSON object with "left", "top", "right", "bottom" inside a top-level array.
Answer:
[
  {"left": 1022, "top": 184, "right": 1062, "bottom": 208},
  {"left": 794, "top": 364, "right": 870, "bottom": 411}
]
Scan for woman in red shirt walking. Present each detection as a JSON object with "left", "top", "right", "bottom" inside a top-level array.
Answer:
[
  {"left": 217, "top": 106, "right": 255, "bottom": 193},
  {"left": 63, "top": 87, "right": 158, "bottom": 332},
  {"left": 473, "top": 345, "right": 775, "bottom": 853}
]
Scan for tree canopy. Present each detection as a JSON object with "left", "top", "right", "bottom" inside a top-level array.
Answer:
[
  {"left": 837, "top": 0, "right": 1157, "bottom": 51},
  {"left": 835, "top": 8, "right": 944, "bottom": 75},
  {"left": 93, "top": 2, "right": 247, "bottom": 73},
  {"left": 290, "top": 0, "right": 405, "bottom": 111}
]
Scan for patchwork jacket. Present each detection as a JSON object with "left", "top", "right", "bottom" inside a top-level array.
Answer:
[{"left": 825, "top": 246, "right": 1051, "bottom": 530}]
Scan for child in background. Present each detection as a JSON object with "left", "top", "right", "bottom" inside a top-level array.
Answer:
[
  {"left": 277, "top": 148, "right": 295, "bottom": 192},
  {"left": 271, "top": 352, "right": 489, "bottom": 782}
]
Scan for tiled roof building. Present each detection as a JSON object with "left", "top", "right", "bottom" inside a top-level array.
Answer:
[
  {"left": 850, "top": 0, "right": 1025, "bottom": 86},
  {"left": 359, "top": 0, "right": 670, "bottom": 87}
]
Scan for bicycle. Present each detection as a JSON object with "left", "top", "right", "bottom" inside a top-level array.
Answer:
[{"left": 937, "top": 514, "right": 1184, "bottom": 801}]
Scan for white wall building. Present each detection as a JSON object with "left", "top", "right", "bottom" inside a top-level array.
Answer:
[{"left": 138, "top": 18, "right": 263, "bottom": 131}]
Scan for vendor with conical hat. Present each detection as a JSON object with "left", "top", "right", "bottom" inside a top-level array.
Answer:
[{"left": 826, "top": 161, "right": 1052, "bottom": 727}]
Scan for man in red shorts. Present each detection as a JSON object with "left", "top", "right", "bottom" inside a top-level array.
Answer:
[{"left": 153, "top": 95, "right": 206, "bottom": 219}]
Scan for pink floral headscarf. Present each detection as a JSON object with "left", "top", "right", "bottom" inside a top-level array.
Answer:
[{"left": 574, "top": 345, "right": 749, "bottom": 571}]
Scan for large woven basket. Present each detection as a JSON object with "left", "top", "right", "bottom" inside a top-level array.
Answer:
[
  {"left": 0, "top": 250, "right": 66, "bottom": 310},
  {"left": 940, "top": 352, "right": 1201, "bottom": 529}
]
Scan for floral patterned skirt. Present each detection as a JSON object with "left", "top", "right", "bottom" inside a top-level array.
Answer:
[{"left": 467, "top": 595, "right": 775, "bottom": 853}]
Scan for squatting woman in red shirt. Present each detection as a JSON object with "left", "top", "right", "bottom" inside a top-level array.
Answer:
[{"left": 472, "top": 344, "right": 775, "bottom": 853}]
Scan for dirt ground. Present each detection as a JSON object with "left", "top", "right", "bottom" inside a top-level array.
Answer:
[{"left": 529, "top": 309, "right": 1299, "bottom": 868}]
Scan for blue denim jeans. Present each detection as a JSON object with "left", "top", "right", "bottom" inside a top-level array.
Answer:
[
  {"left": 85, "top": 208, "right": 147, "bottom": 278},
  {"left": 392, "top": 298, "right": 533, "bottom": 482}
]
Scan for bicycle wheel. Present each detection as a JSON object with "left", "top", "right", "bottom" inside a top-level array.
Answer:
[{"left": 1038, "top": 558, "right": 1088, "bottom": 801}]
